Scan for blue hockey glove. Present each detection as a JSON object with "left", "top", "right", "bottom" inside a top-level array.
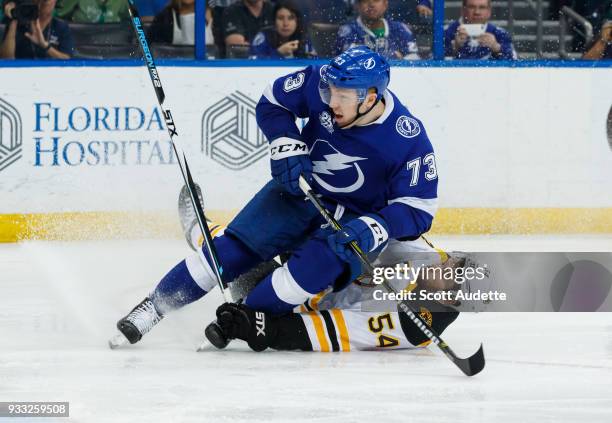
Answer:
[
  {"left": 327, "top": 214, "right": 389, "bottom": 263},
  {"left": 269, "top": 136, "right": 312, "bottom": 195}
]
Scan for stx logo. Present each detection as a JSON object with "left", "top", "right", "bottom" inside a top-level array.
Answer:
[
  {"left": 201, "top": 92, "right": 267, "bottom": 170},
  {"left": 255, "top": 311, "right": 266, "bottom": 337},
  {"left": 163, "top": 109, "right": 177, "bottom": 138},
  {"left": 0, "top": 97, "right": 23, "bottom": 172}
]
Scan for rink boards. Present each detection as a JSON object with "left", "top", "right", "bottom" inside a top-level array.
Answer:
[{"left": 0, "top": 66, "right": 611, "bottom": 240}]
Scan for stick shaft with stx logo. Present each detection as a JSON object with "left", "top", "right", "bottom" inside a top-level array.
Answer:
[
  {"left": 298, "top": 175, "right": 485, "bottom": 376},
  {"left": 126, "top": 0, "right": 231, "bottom": 305}
]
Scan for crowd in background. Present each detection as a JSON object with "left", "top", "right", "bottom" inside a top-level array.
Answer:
[{"left": 0, "top": 0, "right": 610, "bottom": 60}]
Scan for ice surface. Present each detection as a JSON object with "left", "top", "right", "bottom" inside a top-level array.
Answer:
[{"left": 1, "top": 236, "right": 612, "bottom": 423}]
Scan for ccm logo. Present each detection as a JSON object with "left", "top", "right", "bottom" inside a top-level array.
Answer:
[{"left": 270, "top": 143, "right": 307, "bottom": 155}]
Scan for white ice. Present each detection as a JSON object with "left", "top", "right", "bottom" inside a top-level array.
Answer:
[{"left": 1, "top": 235, "right": 612, "bottom": 423}]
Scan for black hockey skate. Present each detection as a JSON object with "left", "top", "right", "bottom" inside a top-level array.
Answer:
[{"left": 109, "top": 298, "right": 163, "bottom": 349}]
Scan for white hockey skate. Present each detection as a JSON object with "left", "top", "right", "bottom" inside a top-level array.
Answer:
[
  {"left": 108, "top": 298, "right": 163, "bottom": 349},
  {"left": 178, "top": 183, "right": 206, "bottom": 251}
]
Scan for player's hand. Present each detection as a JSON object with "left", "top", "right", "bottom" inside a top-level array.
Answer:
[
  {"left": 601, "top": 22, "right": 612, "bottom": 43},
  {"left": 277, "top": 40, "right": 299, "bottom": 57},
  {"left": 454, "top": 26, "right": 469, "bottom": 49},
  {"left": 215, "top": 303, "right": 274, "bottom": 352},
  {"left": 416, "top": 5, "right": 432, "bottom": 17},
  {"left": 477, "top": 33, "right": 501, "bottom": 53},
  {"left": 269, "top": 136, "right": 313, "bottom": 196},
  {"left": 25, "top": 19, "right": 49, "bottom": 49},
  {"left": 327, "top": 214, "right": 389, "bottom": 263}
]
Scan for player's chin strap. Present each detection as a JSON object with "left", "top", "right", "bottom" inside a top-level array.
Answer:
[{"left": 337, "top": 97, "right": 383, "bottom": 129}]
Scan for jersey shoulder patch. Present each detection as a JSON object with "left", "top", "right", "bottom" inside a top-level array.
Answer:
[
  {"left": 283, "top": 72, "right": 306, "bottom": 92},
  {"left": 395, "top": 115, "right": 421, "bottom": 139}
]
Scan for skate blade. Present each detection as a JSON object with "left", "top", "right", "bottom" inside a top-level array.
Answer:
[{"left": 108, "top": 332, "right": 130, "bottom": 350}]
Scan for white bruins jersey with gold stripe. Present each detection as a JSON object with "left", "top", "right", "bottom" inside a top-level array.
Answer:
[
  {"left": 299, "top": 308, "right": 436, "bottom": 352},
  {"left": 195, "top": 225, "right": 454, "bottom": 352},
  {"left": 295, "top": 237, "right": 448, "bottom": 352}
]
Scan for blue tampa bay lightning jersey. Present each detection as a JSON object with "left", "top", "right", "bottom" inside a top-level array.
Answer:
[{"left": 256, "top": 65, "right": 438, "bottom": 240}]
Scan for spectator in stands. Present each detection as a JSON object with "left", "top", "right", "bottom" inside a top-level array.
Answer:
[
  {"left": 335, "top": 0, "right": 420, "bottom": 60},
  {"left": 250, "top": 0, "right": 314, "bottom": 59},
  {"left": 223, "top": 0, "right": 273, "bottom": 51},
  {"left": 205, "top": 4, "right": 214, "bottom": 46},
  {"left": 416, "top": 0, "right": 432, "bottom": 18},
  {"left": 208, "top": 0, "right": 239, "bottom": 58},
  {"left": 444, "top": 0, "right": 516, "bottom": 60},
  {"left": 583, "top": 21, "right": 612, "bottom": 59},
  {"left": 147, "top": 0, "right": 196, "bottom": 45},
  {"left": 55, "top": 0, "right": 128, "bottom": 23},
  {"left": 1, "top": 0, "right": 73, "bottom": 59}
]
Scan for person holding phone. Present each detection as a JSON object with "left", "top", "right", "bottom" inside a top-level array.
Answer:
[
  {"left": 0, "top": 0, "right": 73, "bottom": 59},
  {"left": 444, "top": 0, "right": 516, "bottom": 60}
]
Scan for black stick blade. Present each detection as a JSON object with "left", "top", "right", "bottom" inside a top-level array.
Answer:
[{"left": 455, "top": 343, "right": 485, "bottom": 377}]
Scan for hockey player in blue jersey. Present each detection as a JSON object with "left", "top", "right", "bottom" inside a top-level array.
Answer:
[{"left": 112, "top": 46, "right": 439, "bottom": 347}]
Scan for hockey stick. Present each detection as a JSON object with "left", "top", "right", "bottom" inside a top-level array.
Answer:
[
  {"left": 298, "top": 175, "right": 485, "bottom": 377},
  {"left": 126, "top": 0, "right": 231, "bottom": 304}
]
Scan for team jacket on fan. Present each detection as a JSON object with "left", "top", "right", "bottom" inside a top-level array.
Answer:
[
  {"left": 444, "top": 20, "right": 517, "bottom": 60},
  {"left": 256, "top": 65, "right": 438, "bottom": 240},
  {"left": 335, "top": 17, "right": 420, "bottom": 60}
]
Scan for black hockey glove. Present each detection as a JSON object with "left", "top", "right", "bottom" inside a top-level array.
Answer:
[{"left": 215, "top": 303, "right": 276, "bottom": 352}]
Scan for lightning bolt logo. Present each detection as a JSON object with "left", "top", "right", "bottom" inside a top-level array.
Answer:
[
  {"left": 311, "top": 140, "right": 367, "bottom": 193},
  {"left": 312, "top": 152, "right": 366, "bottom": 175}
]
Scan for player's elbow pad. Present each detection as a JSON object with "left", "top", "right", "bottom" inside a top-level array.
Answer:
[
  {"left": 379, "top": 203, "right": 434, "bottom": 239},
  {"left": 255, "top": 96, "right": 299, "bottom": 140}
]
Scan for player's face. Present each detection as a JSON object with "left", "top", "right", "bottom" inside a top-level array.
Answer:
[
  {"left": 327, "top": 85, "right": 362, "bottom": 126},
  {"left": 359, "top": 0, "right": 388, "bottom": 22},
  {"left": 463, "top": 0, "right": 491, "bottom": 24},
  {"left": 275, "top": 8, "right": 297, "bottom": 39}
]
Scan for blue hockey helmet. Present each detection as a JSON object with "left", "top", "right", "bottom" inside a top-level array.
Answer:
[{"left": 319, "top": 46, "right": 390, "bottom": 105}]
